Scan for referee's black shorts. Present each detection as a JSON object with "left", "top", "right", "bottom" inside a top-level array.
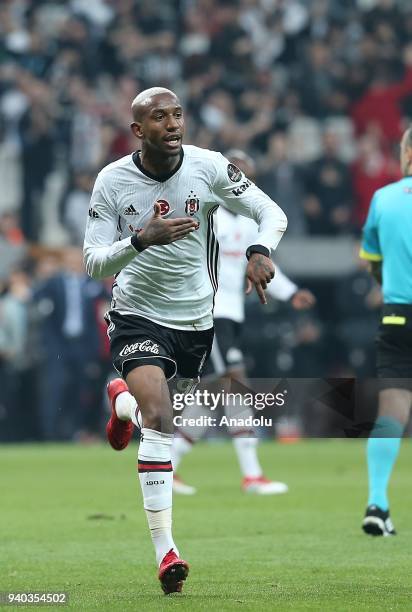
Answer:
[{"left": 376, "top": 303, "right": 412, "bottom": 390}]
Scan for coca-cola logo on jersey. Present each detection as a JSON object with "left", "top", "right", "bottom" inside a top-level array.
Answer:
[{"left": 119, "top": 340, "right": 160, "bottom": 357}]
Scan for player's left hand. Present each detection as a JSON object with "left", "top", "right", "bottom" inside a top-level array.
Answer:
[
  {"left": 291, "top": 289, "right": 316, "bottom": 310},
  {"left": 245, "top": 253, "right": 275, "bottom": 305}
]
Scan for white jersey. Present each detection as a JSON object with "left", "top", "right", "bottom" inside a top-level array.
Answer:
[
  {"left": 83, "top": 145, "right": 287, "bottom": 330},
  {"left": 214, "top": 207, "right": 298, "bottom": 323}
]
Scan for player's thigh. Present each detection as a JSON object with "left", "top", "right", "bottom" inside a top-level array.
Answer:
[
  {"left": 106, "top": 311, "right": 177, "bottom": 432},
  {"left": 106, "top": 311, "right": 177, "bottom": 380},
  {"left": 126, "top": 364, "right": 174, "bottom": 433}
]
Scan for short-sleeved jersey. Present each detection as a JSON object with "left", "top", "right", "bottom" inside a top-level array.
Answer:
[
  {"left": 214, "top": 207, "right": 297, "bottom": 323},
  {"left": 83, "top": 145, "right": 287, "bottom": 330},
  {"left": 360, "top": 176, "right": 412, "bottom": 303}
]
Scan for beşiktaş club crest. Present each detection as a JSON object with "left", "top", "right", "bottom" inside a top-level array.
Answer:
[{"left": 185, "top": 191, "right": 200, "bottom": 216}]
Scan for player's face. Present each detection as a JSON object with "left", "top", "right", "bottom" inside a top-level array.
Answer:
[{"left": 134, "top": 94, "right": 185, "bottom": 156}]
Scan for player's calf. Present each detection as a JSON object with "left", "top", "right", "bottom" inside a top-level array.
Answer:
[{"left": 127, "top": 365, "right": 187, "bottom": 591}]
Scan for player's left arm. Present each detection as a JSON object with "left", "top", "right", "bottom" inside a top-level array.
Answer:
[{"left": 212, "top": 154, "right": 287, "bottom": 304}]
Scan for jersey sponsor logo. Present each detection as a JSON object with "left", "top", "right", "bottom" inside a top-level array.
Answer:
[
  {"left": 88, "top": 207, "right": 100, "bottom": 218},
  {"left": 231, "top": 179, "right": 251, "bottom": 196},
  {"left": 156, "top": 199, "right": 171, "bottom": 216},
  {"left": 185, "top": 191, "right": 200, "bottom": 216},
  {"left": 119, "top": 340, "right": 160, "bottom": 357},
  {"left": 146, "top": 480, "right": 165, "bottom": 485},
  {"left": 227, "top": 163, "right": 242, "bottom": 183},
  {"left": 123, "top": 204, "right": 139, "bottom": 216}
]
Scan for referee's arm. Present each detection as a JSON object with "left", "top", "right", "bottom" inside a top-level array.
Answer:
[
  {"left": 360, "top": 194, "right": 383, "bottom": 285},
  {"left": 367, "top": 261, "right": 382, "bottom": 285}
]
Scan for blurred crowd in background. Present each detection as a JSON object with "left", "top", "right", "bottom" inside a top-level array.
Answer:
[{"left": 1, "top": 0, "right": 411, "bottom": 441}]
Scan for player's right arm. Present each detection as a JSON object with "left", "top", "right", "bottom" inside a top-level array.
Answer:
[
  {"left": 83, "top": 173, "right": 136, "bottom": 279},
  {"left": 83, "top": 173, "right": 197, "bottom": 280}
]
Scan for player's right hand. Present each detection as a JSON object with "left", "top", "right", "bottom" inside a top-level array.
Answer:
[
  {"left": 137, "top": 202, "right": 199, "bottom": 249},
  {"left": 245, "top": 253, "right": 275, "bottom": 305}
]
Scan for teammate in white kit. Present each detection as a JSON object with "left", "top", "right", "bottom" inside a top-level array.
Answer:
[
  {"left": 172, "top": 151, "right": 315, "bottom": 496},
  {"left": 83, "top": 88, "right": 287, "bottom": 594}
]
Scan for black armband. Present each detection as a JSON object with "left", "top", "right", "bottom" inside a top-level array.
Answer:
[
  {"left": 131, "top": 233, "right": 146, "bottom": 252},
  {"left": 246, "top": 244, "right": 270, "bottom": 260}
]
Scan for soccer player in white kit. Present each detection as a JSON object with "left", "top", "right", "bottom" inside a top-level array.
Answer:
[
  {"left": 83, "top": 88, "right": 287, "bottom": 593},
  {"left": 172, "top": 151, "right": 315, "bottom": 495}
]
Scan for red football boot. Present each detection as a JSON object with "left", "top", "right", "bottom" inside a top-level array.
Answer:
[
  {"left": 158, "top": 549, "right": 189, "bottom": 594},
  {"left": 106, "top": 378, "right": 134, "bottom": 451}
]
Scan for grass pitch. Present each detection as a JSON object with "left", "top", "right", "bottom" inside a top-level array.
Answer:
[{"left": 1, "top": 440, "right": 411, "bottom": 611}]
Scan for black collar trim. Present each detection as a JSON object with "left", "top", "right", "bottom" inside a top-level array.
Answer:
[{"left": 132, "top": 149, "right": 184, "bottom": 182}]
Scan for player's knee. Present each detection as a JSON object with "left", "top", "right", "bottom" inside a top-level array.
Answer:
[{"left": 142, "top": 402, "right": 173, "bottom": 433}]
